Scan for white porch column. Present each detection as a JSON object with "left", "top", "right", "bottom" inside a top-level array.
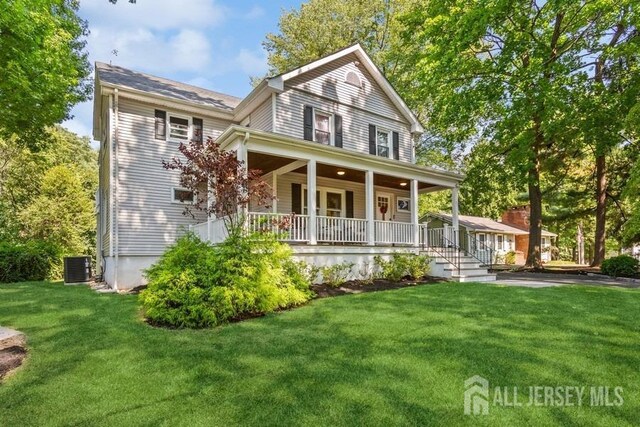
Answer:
[
  {"left": 271, "top": 173, "right": 278, "bottom": 214},
  {"left": 307, "top": 159, "right": 317, "bottom": 245},
  {"left": 365, "top": 170, "right": 375, "bottom": 245},
  {"left": 237, "top": 140, "right": 248, "bottom": 219},
  {"left": 451, "top": 185, "right": 460, "bottom": 246},
  {"left": 411, "top": 179, "right": 419, "bottom": 247}
]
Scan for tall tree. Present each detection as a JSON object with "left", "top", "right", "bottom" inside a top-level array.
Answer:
[
  {"left": 397, "top": 0, "right": 636, "bottom": 267},
  {"left": 0, "top": 0, "right": 91, "bottom": 149}
]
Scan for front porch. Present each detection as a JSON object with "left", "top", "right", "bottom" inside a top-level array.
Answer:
[{"left": 191, "top": 126, "right": 464, "bottom": 248}]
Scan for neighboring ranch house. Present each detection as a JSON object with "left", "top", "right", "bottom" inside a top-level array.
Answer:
[
  {"left": 93, "top": 44, "right": 495, "bottom": 290},
  {"left": 424, "top": 208, "right": 557, "bottom": 264}
]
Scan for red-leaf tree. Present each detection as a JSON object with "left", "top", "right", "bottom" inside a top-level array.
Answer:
[{"left": 163, "top": 137, "right": 274, "bottom": 233}]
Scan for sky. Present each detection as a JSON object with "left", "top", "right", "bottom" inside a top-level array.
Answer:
[{"left": 63, "top": 0, "right": 303, "bottom": 142}]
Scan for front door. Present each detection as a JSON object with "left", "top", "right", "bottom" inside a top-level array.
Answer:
[{"left": 376, "top": 193, "right": 392, "bottom": 221}]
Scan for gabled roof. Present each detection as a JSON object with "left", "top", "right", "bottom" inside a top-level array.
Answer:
[
  {"left": 263, "top": 44, "right": 424, "bottom": 133},
  {"left": 425, "top": 213, "right": 557, "bottom": 237},
  {"left": 95, "top": 62, "right": 242, "bottom": 111}
]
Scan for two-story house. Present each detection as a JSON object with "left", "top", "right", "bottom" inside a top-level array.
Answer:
[{"left": 94, "top": 44, "right": 494, "bottom": 290}]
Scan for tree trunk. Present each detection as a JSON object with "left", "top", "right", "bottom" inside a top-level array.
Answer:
[
  {"left": 526, "top": 119, "right": 543, "bottom": 268},
  {"left": 592, "top": 154, "right": 607, "bottom": 266}
]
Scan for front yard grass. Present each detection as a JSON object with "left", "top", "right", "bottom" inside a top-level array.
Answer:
[{"left": 1, "top": 281, "right": 639, "bottom": 426}]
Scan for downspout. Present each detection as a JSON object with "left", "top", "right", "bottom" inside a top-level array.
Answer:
[{"left": 113, "top": 89, "right": 120, "bottom": 289}]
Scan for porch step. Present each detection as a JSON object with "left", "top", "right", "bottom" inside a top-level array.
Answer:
[{"left": 452, "top": 273, "right": 497, "bottom": 283}]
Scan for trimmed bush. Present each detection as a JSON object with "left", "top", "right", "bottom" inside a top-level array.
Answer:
[
  {"left": 601, "top": 255, "right": 639, "bottom": 278},
  {"left": 320, "top": 262, "right": 354, "bottom": 287},
  {"left": 139, "top": 232, "right": 312, "bottom": 328},
  {"left": 0, "top": 241, "right": 62, "bottom": 283},
  {"left": 504, "top": 251, "right": 517, "bottom": 265},
  {"left": 374, "top": 253, "right": 432, "bottom": 282}
]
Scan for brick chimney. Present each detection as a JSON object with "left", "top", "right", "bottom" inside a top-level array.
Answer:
[{"left": 502, "top": 205, "right": 530, "bottom": 230}]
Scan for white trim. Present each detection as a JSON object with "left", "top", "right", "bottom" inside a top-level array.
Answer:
[
  {"left": 271, "top": 93, "right": 277, "bottom": 133},
  {"left": 312, "top": 107, "right": 334, "bottom": 146},
  {"left": 375, "top": 126, "right": 392, "bottom": 159},
  {"left": 171, "top": 187, "right": 196, "bottom": 204}
]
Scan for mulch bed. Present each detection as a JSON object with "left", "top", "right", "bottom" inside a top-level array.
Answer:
[
  {"left": 312, "top": 276, "right": 445, "bottom": 298},
  {"left": 0, "top": 346, "right": 26, "bottom": 380}
]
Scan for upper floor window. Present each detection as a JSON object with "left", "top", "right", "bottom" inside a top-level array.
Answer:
[
  {"left": 314, "top": 111, "right": 331, "bottom": 145},
  {"left": 169, "top": 115, "right": 190, "bottom": 141},
  {"left": 376, "top": 129, "right": 390, "bottom": 158}
]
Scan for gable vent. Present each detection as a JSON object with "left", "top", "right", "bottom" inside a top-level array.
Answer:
[{"left": 345, "top": 70, "right": 362, "bottom": 88}]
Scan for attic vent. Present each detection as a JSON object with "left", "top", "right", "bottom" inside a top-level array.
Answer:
[{"left": 345, "top": 70, "right": 362, "bottom": 88}]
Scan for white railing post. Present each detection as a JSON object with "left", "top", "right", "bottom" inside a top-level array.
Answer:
[
  {"left": 307, "top": 159, "right": 317, "bottom": 245},
  {"left": 452, "top": 185, "right": 460, "bottom": 247},
  {"left": 366, "top": 170, "right": 375, "bottom": 245}
]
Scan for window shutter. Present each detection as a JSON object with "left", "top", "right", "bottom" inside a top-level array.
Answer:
[
  {"left": 368, "top": 124, "right": 376, "bottom": 155},
  {"left": 154, "top": 110, "right": 166, "bottom": 140},
  {"left": 392, "top": 131, "right": 400, "bottom": 160},
  {"left": 346, "top": 191, "right": 354, "bottom": 218},
  {"left": 291, "top": 183, "right": 302, "bottom": 214},
  {"left": 334, "top": 114, "right": 343, "bottom": 148},
  {"left": 193, "top": 117, "right": 203, "bottom": 143},
  {"left": 303, "top": 106, "right": 313, "bottom": 141}
]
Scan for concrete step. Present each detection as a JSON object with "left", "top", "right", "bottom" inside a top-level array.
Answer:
[
  {"left": 451, "top": 273, "right": 497, "bottom": 283},
  {"left": 445, "top": 267, "right": 492, "bottom": 276}
]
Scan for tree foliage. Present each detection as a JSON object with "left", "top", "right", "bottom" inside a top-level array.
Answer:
[{"left": 0, "top": 0, "right": 91, "bottom": 149}]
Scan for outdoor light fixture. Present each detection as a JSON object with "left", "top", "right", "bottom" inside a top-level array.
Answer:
[
  {"left": 337, "top": 170, "right": 346, "bottom": 176},
  {"left": 399, "top": 182, "right": 407, "bottom": 186}
]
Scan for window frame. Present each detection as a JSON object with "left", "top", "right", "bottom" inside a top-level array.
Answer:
[
  {"left": 302, "top": 185, "right": 346, "bottom": 217},
  {"left": 497, "top": 234, "right": 504, "bottom": 251},
  {"left": 171, "top": 187, "right": 196, "bottom": 205},
  {"left": 312, "top": 109, "right": 333, "bottom": 146},
  {"left": 167, "top": 113, "right": 192, "bottom": 143},
  {"left": 375, "top": 127, "right": 391, "bottom": 158}
]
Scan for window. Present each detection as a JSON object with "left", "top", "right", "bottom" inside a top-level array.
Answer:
[
  {"left": 478, "top": 233, "right": 486, "bottom": 244},
  {"left": 168, "top": 115, "right": 190, "bottom": 141},
  {"left": 376, "top": 129, "right": 390, "bottom": 158},
  {"left": 345, "top": 70, "right": 362, "bottom": 87},
  {"left": 302, "top": 186, "right": 345, "bottom": 217},
  {"left": 172, "top": 188, "right": 195, "bottom": 204},
  {"left": 542, "top": 237, "right": 548, "bottom": 247},
  {"left": 303, "top": 189, "right": 320, "bottom": 215},
  {"left": 314, "top": 112, "right": 331, "bottom": 145},
  {"left": 497, "top": 234, "right": 504, "bottom": 250}
]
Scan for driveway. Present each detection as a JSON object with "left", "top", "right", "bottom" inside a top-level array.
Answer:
[{"left": 493, "top": 271, "right": 640, "bottom": 289}]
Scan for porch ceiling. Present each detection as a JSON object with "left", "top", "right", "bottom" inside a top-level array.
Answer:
[{"left": 248, "top": 152, "right": 436, "bottom": 191}]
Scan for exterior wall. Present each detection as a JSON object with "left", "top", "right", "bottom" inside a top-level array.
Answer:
[
  {"left": 249, "top": 98, "right": 272, "bottom": 132},
  {"left": 274, "top": 53, "right": 413, "bottom": 163},
  {"left": 113, "top": 98, "right": 232, "bottom": 257},
  {"left": 98, "top": 94, "right": 111, "bottom": 257},
  {"left": 260, "top": 172, "right": 411, "bottom": 223},
  {"left": 102, "top": 255, "right": 158, "bottom": 290}
]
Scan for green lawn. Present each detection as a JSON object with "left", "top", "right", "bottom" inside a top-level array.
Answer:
[{"left": 1, "top": 282, "right": 639, "bottom": 426}]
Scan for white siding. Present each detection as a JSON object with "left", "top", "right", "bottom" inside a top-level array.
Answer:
[
  {"left": 249, "top": 98, "right": 272, "bottom": 131},
  {"left": 115, "top": 98, "right": 233, "bottom": 255},
  {"left": 99, "top": 95, "right": 111, "bottom": 255},
  {"left": 274, "top": 52, "right": 413, "bottom": 162},
  {"left": 266, "top": 172, "right": 411, "bottom": 223}
]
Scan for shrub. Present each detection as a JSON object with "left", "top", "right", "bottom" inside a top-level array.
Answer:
[
  {"left": 320, "top": 262, "right": 354, "bottom": 287},
  {"left": 504, "top": 251, "right": 517, "bottom": 265},
  {"left": 374, "top": 253, "right": 431, "bottom": 282},
  {"left": 601, "top": 255, "right": 639, "bottom": 278},
  {"left": 139, "top": 232, "right": 312, "bottom": 328},
  {"left": 0, "top": 240, "right": 62, "bottom": 283}
]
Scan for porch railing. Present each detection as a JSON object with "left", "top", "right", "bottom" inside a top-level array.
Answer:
[
  {"left": 374, "top": 220, "right": 414, "bottom": 245},
  {"left": 420, "top": 226, "right": 460, "bottom": 275},
  {"left": 461, "top": 232, "right": 494, "bottom": 269},
  {"left": 247, "top": 212, "right": 308, "bottom": 242},
  {"left": 317, "top": 216, "right": 368, "bottom": 243}
]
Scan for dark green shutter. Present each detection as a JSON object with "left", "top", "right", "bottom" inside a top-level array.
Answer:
[
  {"left": 334, "top": 114, "right": 343, "bottom": 148},
  {"left": 303, "top": 106, "right": 313, "bottom": 141},
  {"left": 291, "top": 183, "right": 302, "bottom": 214},
  {"left": 368, "top": 124, "right": 376, "bottom": 155},
  {"left": 193, "top": 117, "right": 203, "bottom": 143},
  {"left": 392, "top": 131, "right": 399, "bottom": 160},
  {"left": 155, "top": 110, "right": 166, "bottom": 140},
  {"left": 346, "top": 191, "right": 354, "bottom": 218}
]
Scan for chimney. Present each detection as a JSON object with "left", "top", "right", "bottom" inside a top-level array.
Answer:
[{"left": 502, "top": 205, "right": 530, "bottom": 230}]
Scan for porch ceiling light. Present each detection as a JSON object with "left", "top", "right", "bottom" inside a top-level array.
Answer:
[
  {"left": 337, "top": 170, "right": 346, "bottom": 176},
  {"left": 399, "top": 182, "right": 408, "bottom": 186}
]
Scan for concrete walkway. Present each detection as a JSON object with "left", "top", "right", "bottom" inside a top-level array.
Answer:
[{"left": 493, "top": 272, "right": 640, "bottom": 289}]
